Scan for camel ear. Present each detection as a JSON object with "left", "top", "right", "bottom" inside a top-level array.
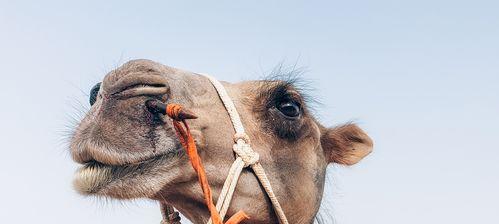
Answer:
[{"left": 321, "top": 124, "right": 373, "bottom": 165}]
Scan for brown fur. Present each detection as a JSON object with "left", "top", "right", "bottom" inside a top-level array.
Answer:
[{"left": 70, "top": 59, "right": 373, "bottom": 224}]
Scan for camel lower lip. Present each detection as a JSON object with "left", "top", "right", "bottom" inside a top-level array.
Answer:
[
  {"left": 73, "top": 162, "right": 113, "bottom": 195},
  {"left": 73, "top": 161, "right": 143, "bottom": 195},
  {"left": 72, "top": 153, "right": 175, "bottom": 195}
]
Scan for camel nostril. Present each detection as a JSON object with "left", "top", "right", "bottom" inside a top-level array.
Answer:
[
  {"left": 107, "top": 74, "right": 169, "bottom": 99},
  {"left": 89, "top": 82, "right": 101, "bottom": 106},
  {"left": 145, "top": 99, "right": 167, "bottom": 114}
]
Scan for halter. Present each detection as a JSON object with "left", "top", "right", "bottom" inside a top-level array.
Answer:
[{"left": 160, "top": 74, "right": 289, "bottom": 224}]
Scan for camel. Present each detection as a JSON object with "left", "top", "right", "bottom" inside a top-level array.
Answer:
[{"left": 70, "top": 59, "right": 373, "bottom": 224}]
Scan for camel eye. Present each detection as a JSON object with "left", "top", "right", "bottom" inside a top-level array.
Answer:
[
  {"left": 89, "top": 82, "right": 101, "bottom": 106},
  {"left": 277, "top": 101, "right": 300, "bottom": 118}
]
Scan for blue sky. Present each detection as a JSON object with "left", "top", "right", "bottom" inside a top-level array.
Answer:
[{"left": 0, "top": 1, "right": 498, "bottom": 223}]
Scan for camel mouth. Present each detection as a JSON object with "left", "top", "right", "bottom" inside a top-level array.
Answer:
[
  {"left": 73, "top": 152, "right": 175, "bottom": 196},
  {"left": 73, "top": 161, "right": 113, "bottom": 195},
  {"left": 72, "top": 140, "right": 169, "bottom": 166},
  {"left": 70, "top": 97, "right": 181, "bottom": 197}
]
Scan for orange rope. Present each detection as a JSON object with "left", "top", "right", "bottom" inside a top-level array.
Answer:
[{"left": 166, "top": 104, "right": 249, "bottom": 224}]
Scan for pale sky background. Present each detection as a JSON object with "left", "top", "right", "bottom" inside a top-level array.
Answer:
[{"left": 1, "top": 0, "right": 498, "bottom": 223}]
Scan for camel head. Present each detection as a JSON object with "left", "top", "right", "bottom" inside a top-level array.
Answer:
[{"left": 70, "top": 59, "right": 373, "bottom": 224}]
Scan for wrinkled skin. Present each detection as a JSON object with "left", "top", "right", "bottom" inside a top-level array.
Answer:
[{"left": 70, "top": 59, "right": 373, "bottom": 224}]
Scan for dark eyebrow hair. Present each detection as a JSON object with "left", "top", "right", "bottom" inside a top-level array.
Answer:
[
  {"left": 255, "top": 64, "right": 319, "bottom": 112},
  {"left": 257, "top": 81, "right": 302, "bottom": 106}
]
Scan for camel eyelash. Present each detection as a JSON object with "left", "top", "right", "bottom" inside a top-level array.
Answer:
[{"left": 259, "top": 82, "right": 304, "bottom": 109}]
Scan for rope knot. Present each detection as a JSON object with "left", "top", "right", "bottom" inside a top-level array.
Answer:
[
  {"left": 164, "top": 103, "right": 198, "bottom": 121},
  {"left": 233, "top": 133, "right": 259, "bottom": 167},
  {"left": 166, "top": 104, "right": 183, "bottom": 120},
  {"left": 233, "top": 133, "right": 250, "bottom": 144}
]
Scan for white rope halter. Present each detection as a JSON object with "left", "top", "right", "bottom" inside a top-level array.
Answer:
[
  {"left": 202, "top": 74, "right": 289, "bottom": 224},
  {"left": 161, "top": 74, "right": 289, "bottom": 224}
]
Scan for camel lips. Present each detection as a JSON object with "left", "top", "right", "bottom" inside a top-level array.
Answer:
[
  {"left": 73, "top": 163, "right": 113, "bottom": 195},
  {"left": 145, "top": 99, "right": 198, "bottom": 120}
]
